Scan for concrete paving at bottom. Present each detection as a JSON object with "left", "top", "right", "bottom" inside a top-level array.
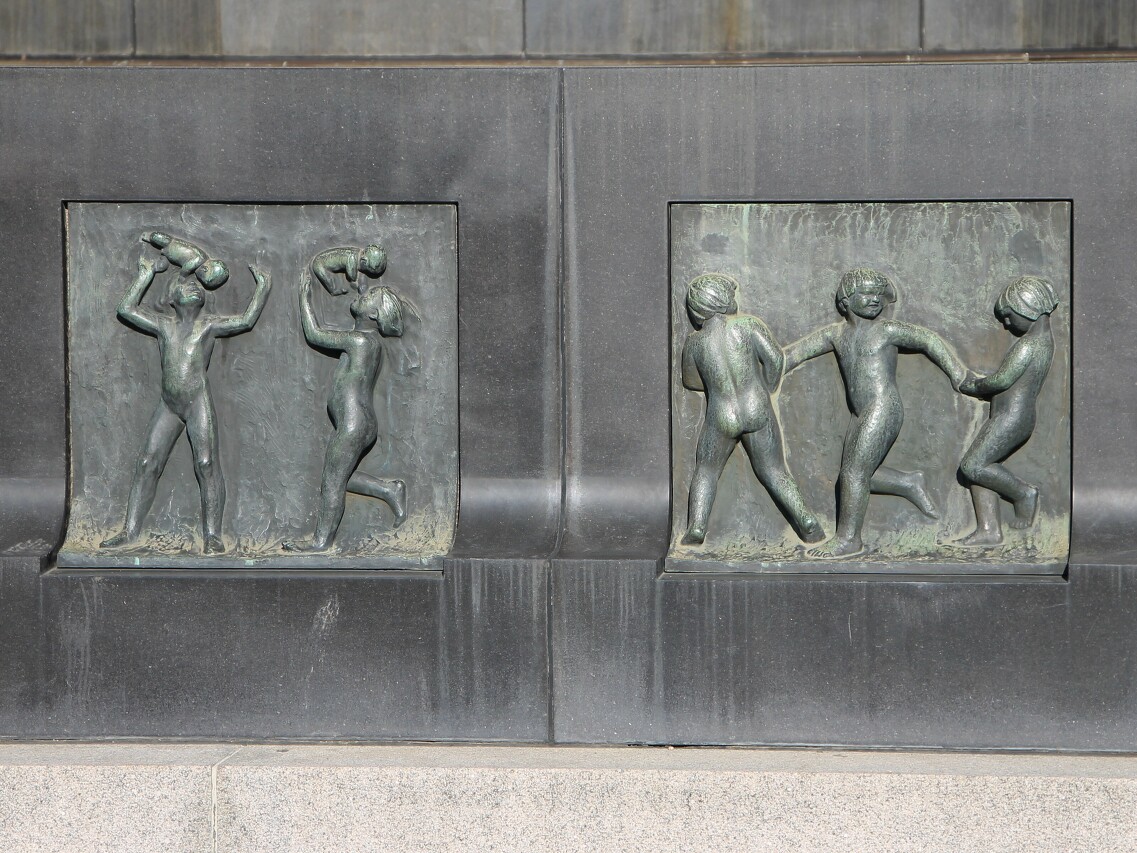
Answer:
[{"left": 0, "top": 743, "right": 1135, "bottom": 852}]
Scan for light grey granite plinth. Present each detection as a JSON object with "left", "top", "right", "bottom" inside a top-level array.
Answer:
[{"left": 1, "top": 744, "right": 1135, "bottom": 852}]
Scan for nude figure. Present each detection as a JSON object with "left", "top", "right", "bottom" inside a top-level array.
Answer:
[
  {"left": 101, "top": 251, "right": 271, "bottom": 553},
  {"left": 141, "top": 231, "right": 229, "bottom": 289},
  {"left": 784, "top": 268, "right": 968, "bottom": 558},
  {"left": 955, "top": 276, "right": 1058, "bottom": 546},
  {"left": 283, "top": 271, "right": 407, "bottom": 552},
  {"left": 680, "top": 273, "right": 823, "bottom": 546},
  {"left": 310, "top": 245, "right": 387, "bottom": 296}
]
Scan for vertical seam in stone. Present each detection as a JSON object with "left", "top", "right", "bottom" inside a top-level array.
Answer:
[
  {"left": 548, "top": 68, "right": 566, "bottom": 744},
  {"left": 212, "top": 746, "right": 245, "bottom": 853}
]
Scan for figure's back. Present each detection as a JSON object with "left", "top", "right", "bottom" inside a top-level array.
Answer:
[{"left": 690, "top": 315, "right": 775, "bottom": 436}]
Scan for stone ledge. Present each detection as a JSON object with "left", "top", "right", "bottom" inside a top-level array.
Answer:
[{"left": 0, "top": 744, "right": 1134, "bottom": 852}]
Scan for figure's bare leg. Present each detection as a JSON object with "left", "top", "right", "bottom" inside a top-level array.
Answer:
[
  {"left": 956, "top": 486, "right": 1003, "bottom": 546},
  {"left": 683, "top": 427, "right": 736, "bottom": 545},
  {"left": 960, "top": 418, "right": 1038, "bottom": 531},
  {"left": 186, "top": 394, "right": 226, "bottom": 554},
  {"left": 740, "top": 423, "right": 823, "bottom": 544},
  {"left": 809, "top": 404, "right": 901, "bottom": 559},
  {"left": 285, "top": 429, "right": 371, "bottom": 553},
  {"left": 101, "top": 404, "right": 184, "bottom": 547},
  {"left": 870, "top": 466, "right": 938, "bottom": 518},
  {"left": 347, "top": 473, "right": 407, "bottom": 527}
]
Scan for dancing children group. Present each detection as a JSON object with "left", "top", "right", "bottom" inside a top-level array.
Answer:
[{"left": 680, "top": 268, "right": 1058, "bottom": 558}]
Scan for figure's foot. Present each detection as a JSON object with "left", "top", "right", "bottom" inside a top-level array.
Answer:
[
  {"left": 203, "top": 535, "right": 225, "bottom": 555},
  {"left": 99, "top": 531, "right": 135, "bottom": 548},
  {"left": 954, "top": 527, "right": 1003, "bottom": 547},
  {"left": 910, "top": 471, "right": 939, "bottom": 519},
  {"left": 153, "top": 256, "right": 170, "bottom": 273},
  {"left": 282, "top": 539, "right": 329, "bottom": 554},
  {"left": 1010, "top": 486, "right": 1039, "bottom": 529},
  {"left": 681, "top": 526, "right": 706, "bottom": 546},
  {"left": 388, "top": 480, "right": 407, "bottom": 528},
  {"left": 806, "top": 536, "right": 864, "bottom": 559},
  {"left": 797, "top": 513, "right": 826, "bottom": 544}
]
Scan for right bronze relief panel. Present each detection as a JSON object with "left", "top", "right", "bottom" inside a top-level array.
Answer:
[{"left": 669, "top": 201, "right": 1071, "bottom": 574}]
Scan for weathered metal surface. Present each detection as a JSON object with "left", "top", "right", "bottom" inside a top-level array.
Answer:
[
  {"left": 668, "top": 201, "right": 1070, "bottom": 573},
  {"left": 0, "top": 0, "right": 132, "bottom": 57},
  {"left": 60, "top": 202, "right": 458, "bottom": 569},
  {"left": 925, "top": 0, "right": 1137, "bottom": 52},
  {"left": 218, "top": 0, "right": 524, "bottom": 56},
  {"left": 135, "top": 0, "right": 222, "bottom": 57},
  {"left": 525, "top": 0, "right": 919, "bottom": 56}
]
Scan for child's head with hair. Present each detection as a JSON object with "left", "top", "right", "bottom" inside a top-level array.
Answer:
[
  {"left": 996, "top": 276, "right": 1058, "bottom": 322},
  {"left": 686, "top": 273, "right": 739, "bottom": 329},
  {"left": 835, "top": 268, "right": 896, "bottom": 318},
  {"left": 360, "top": 244, "right": 388, "bottom": 278},
  {"left": 196, "top": 259, "right": 230, "bottom": 290}
]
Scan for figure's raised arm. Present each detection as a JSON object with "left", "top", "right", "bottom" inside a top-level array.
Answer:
[
  {"left": 211, "top": 265, "right": 272, "bottom": 337},
  {"left": 961, "top": 339, "right": 1033, "bottom": 397},
  {"left": 298, "top": 271, "right": 353, "bottom": 351},
  {"left": 783, "top": 324, "right": 836, "bottom": 374},
  {"left": 681, "top": 336, "right": 703, "bottom": 391},
  {"left": 888, "top": 321, "right": 967, "bottom": 390},
  {"left": 116, "top": 256, "right": 162, "bottom": 335},
  {"left": 746, "top": 316, "right": 785, "bottom": 392}
]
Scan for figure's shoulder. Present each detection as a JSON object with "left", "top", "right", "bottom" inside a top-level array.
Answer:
[
  {"left": 1014, "top": 333, "right": 1053, "bottom": 359},
  {"left": 811, "top": 321, "right": 843, "bottom": 341},
  {"left": 732, "top": 312, "right": 776, "bottom": 336},
  {"left": 878, "top": 318, "right": 929, "bottom": 340},
  {"left": 877, "top": 318, "right": 910, "bottom": 333}
]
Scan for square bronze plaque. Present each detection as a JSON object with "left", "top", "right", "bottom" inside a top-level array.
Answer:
[
  {"left": 60, "top": 202, "right": 458, "bottom": 569},
  {"left": 668, "top": 201, "right": 1070, "bottom": 574}
]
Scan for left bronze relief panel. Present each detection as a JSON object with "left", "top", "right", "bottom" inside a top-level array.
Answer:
[{"left": 59, "top": 202, "right": 458, "bottom": 569}]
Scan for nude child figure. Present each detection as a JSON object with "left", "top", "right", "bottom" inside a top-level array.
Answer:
[
  {"left": 101, "top": 241, "right": 271, "bottom": 553},
  {"left": 680, "top": 273, "right": 823, "bottom": 546},
  {"left": 310, "top": 244, "right": 388, "bottom": 296},
  {"left": 283, "top": 271, "right": 407, "bottom": 553},
  {"left": 783, "top": 268, "right": 968, "bottom": 559},
  {"left": 955, "top": 276, "right": 1058, "bottom": 546}
]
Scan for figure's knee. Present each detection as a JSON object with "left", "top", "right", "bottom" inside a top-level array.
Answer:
[
  {"left": 960, "top": 455, "right": 985, "bottom": 483},
  {"left": 138, "top": 452, "right": 163, "bottom": 477},
  {"left": 193, "top": 451, "right": 218, "bottom": 479}
]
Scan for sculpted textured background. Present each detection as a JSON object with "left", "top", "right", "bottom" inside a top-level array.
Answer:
[
  {"left": 669, "top": 201, "right": 1071, "bottom": 572},
  {"left": 61, "top": 202, "right": 458, "bottom": 568}
]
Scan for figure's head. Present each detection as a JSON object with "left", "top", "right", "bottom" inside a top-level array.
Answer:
[
  {"left": 686, "top": 273, "right": 738, "bottom": 329},
  {"left": 836, "top": 268, "right": 896, "bottom": 319},
  {"left": 168, "top": 278, "right": 204, "bottom": 309},
  {"left": 359, "top": 244, "right": 388, "bottom": 278},
  {"left": 195, "top": 259, "right": 229, "bottom": 290},
  {"left": 995, "top": 276, "right": 1057, "bottom": 335},
  {"left": 351, "top": 285, "right": 404, "bottom": 337}
]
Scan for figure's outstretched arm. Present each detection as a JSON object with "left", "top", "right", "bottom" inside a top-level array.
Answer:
[
  {"left": 889, "top": 321, "right": 967, "bottom": 390},
  {"left": 211, "top": 265, "right": 273, "bottom": 337},
  {"left": 961, "top": 340, "right": 1032, "bottom": 397},
  {"left": 297, "top": 271, "right": 353, "bottom": 350},
  {"left": 681, "top": 337, "right": 703, "bottom": 391},
  {"left": 783, "top": 325, "right": 836, "bottom": 374},
  {"left": 116, "top": 257, "right": 162, "bottom": 335}
]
